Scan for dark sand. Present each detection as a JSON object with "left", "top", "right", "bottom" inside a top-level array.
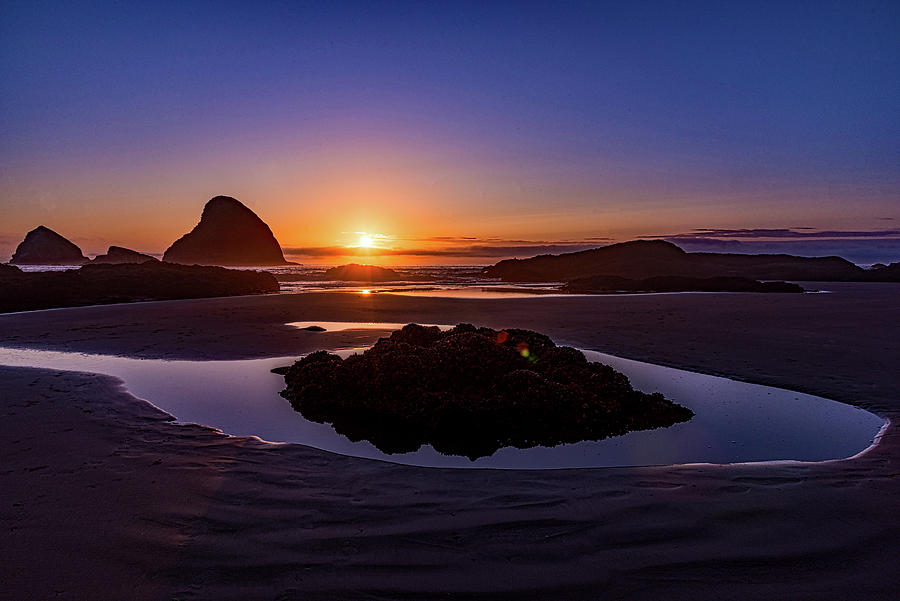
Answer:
[{"left": 2, "top": 283, "right": 899, "bottom": 600}]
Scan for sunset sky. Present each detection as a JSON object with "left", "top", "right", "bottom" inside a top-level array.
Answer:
[{"left": 2, "top": 1, "right": 898, "bottom": 264}]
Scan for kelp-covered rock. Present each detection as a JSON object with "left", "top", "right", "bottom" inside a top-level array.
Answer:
[
  {"left": 0, "top": 263, "right": 23, "bottom": 277},
  {"left": 280, "top": 324, "right": 694, "bottom": 460},
  {"left": 563, "top": 275, "right": 804, "bottom": 294},
  {"left": 0, "top": 262, "right": 278, "bottom": 313}
]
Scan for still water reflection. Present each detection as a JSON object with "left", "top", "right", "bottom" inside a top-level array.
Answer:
[{"left": 0, "top": 329, "right": 884, "bottom": 468}]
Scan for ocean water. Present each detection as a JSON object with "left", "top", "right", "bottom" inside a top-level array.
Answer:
[
  {"left": 262, "top": 264, "right": 563, "bottom": 297},
  {"left": 16, "top": 263, "right": 567, "bottom": 299}
]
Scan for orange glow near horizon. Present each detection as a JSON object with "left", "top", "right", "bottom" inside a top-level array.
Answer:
[{"left": 2, "top": 160, "right": 898, "bottom": 266}]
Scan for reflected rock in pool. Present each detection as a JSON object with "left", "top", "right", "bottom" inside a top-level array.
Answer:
[{"left": 279, "top": 324, "right": 694, "bottom": 460}]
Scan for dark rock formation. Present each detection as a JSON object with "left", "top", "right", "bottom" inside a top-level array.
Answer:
[
  {"left": 276, "top": 264, "right": 432, "bottom": 283},
  {"left": 89, "top": 246, "right": 158, "bottom": 264},
  {"left": 323, "top": 264, "right": 406, "bottom": 282},
  {"left": 10, "top": 226, "right": 88, "bottom": 265},
  {"left": 0, "top": 263, "right": 23, "bottom": 277},
  {"left": 863, "top": 261, "right": 900, "bottom": 280},
  {"left": 280, "top": 323, "right": 694, "bottom": 460},
  {"left": 0, "top": 262, "right": 278, "bottom": 313},
  {"left": 163, "top": 196, "right": 288, "bottom": 265},
  {"left": 563, "top": 275, "right": 804, "bottom": 294},
  {"left": 482, "top": 239, "right": 881, "bottom": 282}
]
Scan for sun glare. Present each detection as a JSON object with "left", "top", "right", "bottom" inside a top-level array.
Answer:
[{"left": 358, "top": 234, "right": 374, "bottom": 248}]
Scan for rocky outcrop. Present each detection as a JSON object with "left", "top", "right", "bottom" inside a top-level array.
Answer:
[
  {"left": 323, "top": 264, "right": 413, "bottom": 282},
  {"left": 0, "top": 262, "right": 279, "bottom": 313},
  {"left": 562, "top": 275, "right": 804, "bottom": 294},
  {"left": 276, "top": 264, "right": 433, "bottom": 283},
  {"left": 89, "top": 246, "right": 158, "bottom": 264},
  {"left": 323, "top": 263, "right": 402, "bottom": 281},
  {"left": 280, "top": 323, "right": 693, "bottom": 460},
  {"left": 10, "top": 226, "right": 88, "bottom": 265},
  {"left": 862, "top": 261, "right": 900, "bottom": 280},
  {"left": 482, "top": 239, "right": 872, "bottom": 282},
  {"left": 163, "top": 196, "right": 288, "bottom": 265},
  {"left": 0, "top": 263, "right": 23, "bottom": 277}
]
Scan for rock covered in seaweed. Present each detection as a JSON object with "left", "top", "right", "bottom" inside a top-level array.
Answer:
[
  {"left": 280, "top": 323, "right": 694, "bottom": 460},
  {"left": 563, "top": 275, "right": 804, "bottom": 294},
  {"left": 0, "top": 262, "right": 279, "bottom": 313}
]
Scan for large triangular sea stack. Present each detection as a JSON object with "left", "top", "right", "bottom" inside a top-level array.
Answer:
[
  {"left": 10, "top": 226, "right": 88, "bottom": 265},
  {"left": 163, "top": 196, "right": 288, "bottom": 265}
]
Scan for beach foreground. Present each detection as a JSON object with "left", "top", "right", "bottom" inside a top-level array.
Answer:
[{"left": 2, "top": 284, "right": 899, "bottom": 600}]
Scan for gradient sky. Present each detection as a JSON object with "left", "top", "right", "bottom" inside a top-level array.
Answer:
[{"left": 2, "top": 1, "right": 898, "bottom": 264}]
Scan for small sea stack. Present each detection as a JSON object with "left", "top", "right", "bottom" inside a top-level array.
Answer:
[
  {"left": 163, "top": 195, "right": 289, "bottom": 266},
  {"left": 9, "top": 226, "right": 88, "bottom": 265},
  {"left": 89, "top": 246, "right": 158, "bottom": 264},
  {"left": 323, "top": 263, "right": 407, "bottom": 282}
]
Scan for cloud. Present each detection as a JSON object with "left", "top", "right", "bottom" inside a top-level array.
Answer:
[
  {"left": 661, "top": 228, "right": 900, "bottom": 240},
  {"left": 663, "top": 237, "right": 744, "bottom": 249},
  {"left": 283, "top": 242, "right": 605, "bottom": 259},
  {"left": 664, "top": 237, "right": 900, "bottom": 265},
  {"left": 411, "top": 236, "right": 480, "bottom": 242},
  {"left": 282, "top": 235, "right": 615, "bottom": 259}
]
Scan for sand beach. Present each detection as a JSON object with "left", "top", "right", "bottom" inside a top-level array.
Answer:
[{"left": 2, "top": 284, "right": 899, "bottom": 599}]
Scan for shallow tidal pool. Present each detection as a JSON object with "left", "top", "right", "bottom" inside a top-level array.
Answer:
[{"left": 0, "top": 322, "right": 885, "bottom": 469}]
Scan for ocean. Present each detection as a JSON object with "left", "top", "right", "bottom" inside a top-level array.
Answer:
[{"left": 15, "top": 264, "right": 567, "bottom": 298}]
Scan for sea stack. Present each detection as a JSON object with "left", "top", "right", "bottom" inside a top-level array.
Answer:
[
  {"left": 163, "top": 196, "right": 289, "bottom": 265},
  {"left": 89, "top": 246, "right": 158, "bottom": 264},
  {"left": 323, "top": 264, "right": 404, "bottom": 282},
  {"left": 10, "top": 226, "right": 88, "bottom": 265}
]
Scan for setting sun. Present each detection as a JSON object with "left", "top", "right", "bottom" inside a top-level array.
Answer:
[{"left": 358, "top": 234, "right": 374, "bottom": 248}]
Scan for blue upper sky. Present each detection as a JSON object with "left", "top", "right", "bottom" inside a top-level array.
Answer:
[{"left": 1, "top": 1, "right": 898, "bottom": 262}]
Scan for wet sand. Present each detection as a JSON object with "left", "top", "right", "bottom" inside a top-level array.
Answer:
[{"left": 2, "top": 283, "right": 899, "bottom": 600}]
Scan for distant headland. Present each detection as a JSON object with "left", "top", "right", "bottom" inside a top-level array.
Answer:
[{"left": 482, "top": 239, "right": 900, "bottom": 283}]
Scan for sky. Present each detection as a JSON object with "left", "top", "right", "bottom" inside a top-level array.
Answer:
[{"left": 1, "top": 1, "right": 898, "bottom": 264}]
